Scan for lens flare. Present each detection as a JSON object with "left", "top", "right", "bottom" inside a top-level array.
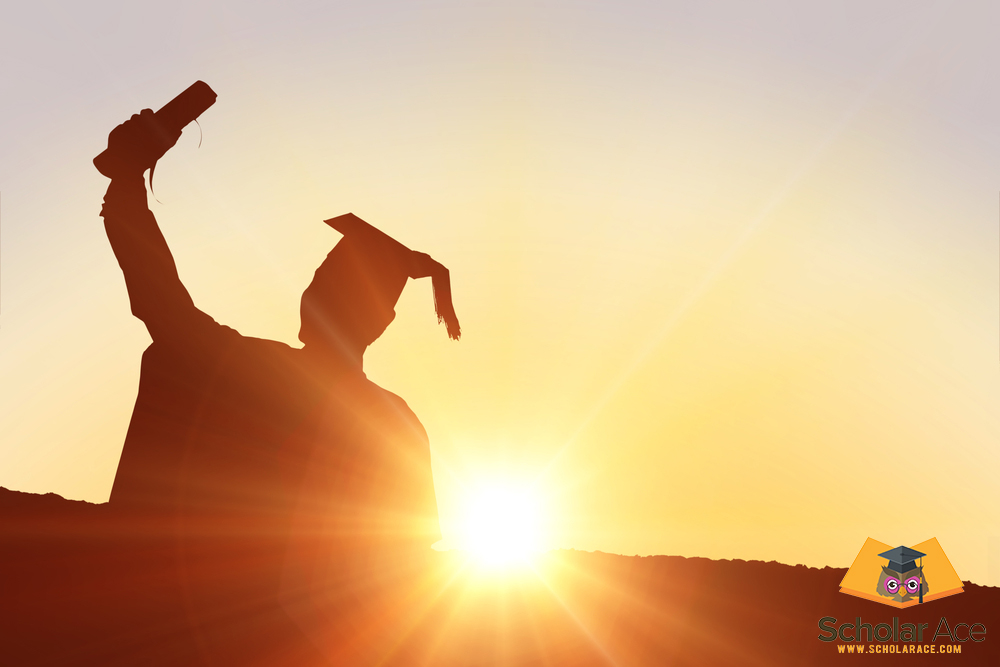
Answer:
[{"left": 460, "top": 484, "right": 543, "bottom": 567}]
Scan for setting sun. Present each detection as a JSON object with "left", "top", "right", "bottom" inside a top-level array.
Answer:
[{"left": 459, "top": 484, "right": 544, "bottom": 567}]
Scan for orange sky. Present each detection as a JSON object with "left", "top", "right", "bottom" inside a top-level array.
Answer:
[{"left": 1, "top": 2, "right": 998, "bottom": 585}]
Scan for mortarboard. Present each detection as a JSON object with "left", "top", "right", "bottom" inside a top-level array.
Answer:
[
  {"left": 878, "top": 546, "right": 926, "bottom": 573},
  {"left": 324, "top": 213, "right": 461, "bottom": 340}
]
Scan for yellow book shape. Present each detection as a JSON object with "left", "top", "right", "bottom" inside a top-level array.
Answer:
[{"left": 840, "top": 538, "right": 963, "bottom": 608}]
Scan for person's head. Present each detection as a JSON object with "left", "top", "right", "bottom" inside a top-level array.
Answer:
[
  {"left": 299, "top": 240, "right": 405, "bottom": 356},
  {"left": 298, "top": 213, "right": 460, "bottom": 361}
]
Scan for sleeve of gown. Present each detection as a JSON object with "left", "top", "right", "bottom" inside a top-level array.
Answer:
[
  {"left": 387, "top": 395, "right": 442, "bottom": 548},
  {"left": 101, "top": 176, "right": 214, "bottom": 342}
]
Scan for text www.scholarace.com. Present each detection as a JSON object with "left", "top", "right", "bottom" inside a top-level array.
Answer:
[
  {"left": 819, "top": 616, "right": 986, "bottom": 656},
  {"left": 835, "top": 643, "right": 962, "bottom": 654}
]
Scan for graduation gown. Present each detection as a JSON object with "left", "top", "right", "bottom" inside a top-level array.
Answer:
[{"left": 100, "top": 179, "right": 440, "bottom": 662}]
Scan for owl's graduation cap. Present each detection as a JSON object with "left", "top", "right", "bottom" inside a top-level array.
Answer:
[
  {"left": 878, "top": 546, "right": 926, "bottom": 603},
  {"left": 324, "top": 213, "right": 461, "bottom": 340},
  {"left": 878, "top": 546, "right": 926, "bottom": 573}
]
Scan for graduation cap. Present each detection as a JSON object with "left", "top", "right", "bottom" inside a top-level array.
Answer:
[
  {"left": 323, "top": 213, "right": 461, "bottom": 341},
  {"left": 878, "top": 546, "right": 926, "bottom": 603}
]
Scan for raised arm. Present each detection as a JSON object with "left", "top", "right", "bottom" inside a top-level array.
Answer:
[
  {"left": 98, "top": 110, "right": 210, "bottom": 341},
  {"left": 101, "top": 175, "right": 205, "bottom": 340}
]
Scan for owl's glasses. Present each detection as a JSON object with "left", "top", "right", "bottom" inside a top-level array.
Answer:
[{"left": 884, "top": 575, "right": 921, "bottom": 595}]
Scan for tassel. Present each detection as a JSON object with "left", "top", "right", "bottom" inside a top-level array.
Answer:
[{"left": 430, "top": 265, "right": 461, "bottom": 340}]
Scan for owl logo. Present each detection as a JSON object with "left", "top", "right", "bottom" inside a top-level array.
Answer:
[
  {"left": 876, "top": 546, "right": 928, "bottom": 604},
  {"left": 840, "top": 537, "right": 962, "bottom": 608}
]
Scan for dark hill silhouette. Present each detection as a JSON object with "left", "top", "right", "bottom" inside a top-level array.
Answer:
[{"left": 3, "top": 487, "right": 996, "bottom": 666}]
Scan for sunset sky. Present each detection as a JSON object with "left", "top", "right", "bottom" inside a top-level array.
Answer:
[{"left": 1, "top": 1, "right": 998, "bottom": 585}]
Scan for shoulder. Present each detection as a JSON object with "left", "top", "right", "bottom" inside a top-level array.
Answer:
[
  {"left": 370, "top": 383, "right": 420, "bottom": 417},
  {"left": 141, "top": 325, "right": 296, "bottom": 365},
  {"left": 362, "top": 382, "right": 429, "bottom": 442},
  {"left": 235, "top": 334, "right": 300, "bottom": 357}
]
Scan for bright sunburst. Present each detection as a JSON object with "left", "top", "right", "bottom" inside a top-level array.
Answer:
[{"left": 459, "top": 484, "right": 543, "bottom": 568}]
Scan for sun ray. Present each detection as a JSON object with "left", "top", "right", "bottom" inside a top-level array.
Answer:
[{"left": 538, "top": 3, "right": 950, "bottom": 481}]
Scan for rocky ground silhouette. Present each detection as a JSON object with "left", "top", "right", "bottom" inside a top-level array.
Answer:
[{"left": 2, "top": 487, "right": 996, "bottom": 665}]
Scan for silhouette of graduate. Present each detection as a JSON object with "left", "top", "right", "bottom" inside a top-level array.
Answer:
[{"left": 96, "top": 88, "right": 459, "bottom": 658}]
